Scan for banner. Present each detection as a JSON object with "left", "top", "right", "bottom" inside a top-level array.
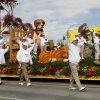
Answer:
[{"left": 69, "top": 25, "right": 100, "bottom": 42}]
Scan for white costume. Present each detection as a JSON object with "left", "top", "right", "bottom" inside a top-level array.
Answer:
[
  {"left": 75, "top": 36, "right": 87, "bottom": 59},
  {"left": 17, "top": 42, "right": 35, "bottom": 65}
]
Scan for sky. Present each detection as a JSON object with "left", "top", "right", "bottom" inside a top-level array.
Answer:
[{"left": 1, "top": 0, "right": 100, "bottom": 44}]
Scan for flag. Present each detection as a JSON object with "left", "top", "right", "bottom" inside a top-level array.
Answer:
[{"left": 63, "top": 35, "right": 65, "bottom": 40}]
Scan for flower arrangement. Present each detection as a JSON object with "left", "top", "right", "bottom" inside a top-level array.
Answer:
[
  {"left": 9, "top": 51, "right": 17, "bottom": 63},
  {"left": 60, "top": 66, "right": 71, "bottom": 76},
  {"left": 1, "top": 57, "right": 100, "bottom": 79},
  {"left": 0, "top": 67, "right": 8, "bottom": 74},
  {"left": 9, "top": 66, "right": 17, "bottom": 74},
  {"left": 49, "top": 66, "right": 58, "bottom": 75}
]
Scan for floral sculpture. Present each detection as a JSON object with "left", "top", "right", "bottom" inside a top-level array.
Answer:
[{"left": 38, "top": 45, "right": 68, "bottom": 64}]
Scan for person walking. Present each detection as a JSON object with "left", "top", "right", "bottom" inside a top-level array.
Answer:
[
  {"left": 65, "top": 32, "right": 86, "bottom": 91},
  {"left": 16, "top": 41, "right": 36, "bottom": 86},
  {"left": 0, "top": 42, "right": 9, "bottom": 84}
]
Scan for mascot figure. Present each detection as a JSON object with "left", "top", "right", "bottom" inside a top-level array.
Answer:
[
  {"left": 78, "top": 23, "right": 93, "bottom": 58},
  {"left": 78, "top": 23, "right": 90, "bottom": 36},
  {"left": 32, "top": 19, "right": 46, "bottom": 48}
]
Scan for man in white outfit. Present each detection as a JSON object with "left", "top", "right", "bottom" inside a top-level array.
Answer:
[
  {"left": 75, "top": 33, "right": 87, "bottom": 59},
  {"left": 93, "top": 32, "right": 100, "bottom": 62},
  {"left": 17, "top": 41, "right": 36, "bottom": 86},
  {"left": 65, "top": 32, "right": 86, "bottom": 91},
  {"left": 0, "top": 42, "right": 9, "bottom": 84}
]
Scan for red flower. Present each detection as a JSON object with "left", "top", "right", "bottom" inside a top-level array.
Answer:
[
  {"left": 87, "top": 67, "right": 95, "bottom": 76},
  {"left": 49, "top": 66, "right": 58, "bottom": 75}
]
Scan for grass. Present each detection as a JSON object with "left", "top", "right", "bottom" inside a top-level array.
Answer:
[{"left": 32, "top": 58, "right": 97, "bottom": 69}]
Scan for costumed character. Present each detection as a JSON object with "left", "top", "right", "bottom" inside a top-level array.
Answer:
[{"left": 78, "top": 23, "right": 93, "bottom": 58}]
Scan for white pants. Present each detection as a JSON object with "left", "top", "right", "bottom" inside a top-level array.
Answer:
[
  {"left": 94, "top": 43, "right": 100, "bottom": 60},
  {"left": 79, "top": 45, "right": 84, "bottom": 59}
]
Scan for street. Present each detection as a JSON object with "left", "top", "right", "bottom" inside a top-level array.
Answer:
[{"left": 0, "top": 78, "right": 100, "bottom": 100}]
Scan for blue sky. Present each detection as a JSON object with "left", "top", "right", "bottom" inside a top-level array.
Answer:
[{"left": 2, "top": 0, "right": 100, "bottom": 43}]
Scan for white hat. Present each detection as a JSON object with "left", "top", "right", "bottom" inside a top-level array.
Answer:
[
  {"left": 22, "top": 37, "right": 26, "bottom": 39},
  {"left": 73, "top": 38, "right": 78, "bottom": 41},
  {"left": 22, "top": 42, "right": 28, "bottom": 46}
]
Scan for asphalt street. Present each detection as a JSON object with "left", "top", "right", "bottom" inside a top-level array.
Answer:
[{"left": 0, "top": 78, "right": 100, "bottom": 100}]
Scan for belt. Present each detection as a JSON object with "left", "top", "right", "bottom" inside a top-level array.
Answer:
[{"left": 21, "top": 62, "right": 29, "bottom": 64}]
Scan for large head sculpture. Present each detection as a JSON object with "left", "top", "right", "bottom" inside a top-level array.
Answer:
[
  {"left": 34, "top": 19, "right": 45, "bottom": 32},
  {"left": 78, "top": 23, "right": 90, "bottom": 36},
  {"left": 32, "top": 19, "right": 46, "bottom": 48}
]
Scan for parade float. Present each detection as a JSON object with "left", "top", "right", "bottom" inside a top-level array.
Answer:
[{"left": 0, "top": 0, "right": 100, "bottom": 80}]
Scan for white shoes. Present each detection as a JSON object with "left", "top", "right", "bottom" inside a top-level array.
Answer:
[
  {"left": 69, "top": 87, "right": 76, "bottom": 90},
  {"left": 79, "top": 87, "right": 86, "bottom": 91},
  {"left": 19, "top": 82, "right": 31, "bottom": 86},
  {"left": 69, "top": 86, "right": 86, "bottom": 91},
  {"left": 19, "top": 82, "right": 24, "bottom": 85},
  {"left": 27, "top": 83, "right": 31, "bottom": 86}
]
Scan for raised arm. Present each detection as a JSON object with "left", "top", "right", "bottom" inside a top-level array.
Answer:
[
  {"left": 65, "top": 32, "right": 71, "bottom": 48},
  {"left": 16, "top": 50, "right": 21, "bottom": 62},
  {"left": 28, "top": 39, "right": 37, "bottom": 52}
]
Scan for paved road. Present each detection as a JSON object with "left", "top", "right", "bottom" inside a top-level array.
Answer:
[{"left": 0, "top": 79, "right": 100, "bottom": 100}]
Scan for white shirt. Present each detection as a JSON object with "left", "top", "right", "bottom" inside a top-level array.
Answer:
[
  {"left": 0, "top": 39, "right": 4, "bottom": 49},
  {"left": 16, "top": 43, "right": 35, "bottom": 65},
  {"left": 0, "top": 46, "right": 9, "bottom": 64},
  {"left": 93, "top": 32, "right": 100, "bottom": 44},
  {"left": 38, "top": 34, "right": 47, "bottom": 46},
  {"left": 75, "top": 36, "right": 87, "bottom": 46},
  {"left": 65, "top": 37, "right": 81, "bottom": 64}
]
